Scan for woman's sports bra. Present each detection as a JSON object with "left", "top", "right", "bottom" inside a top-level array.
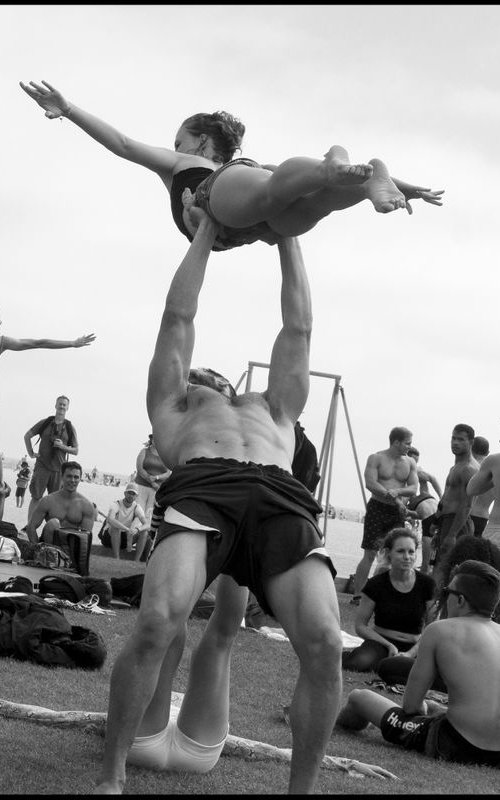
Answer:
[{"left": 170, "top": 167, "right": 215, "bottom": 242}]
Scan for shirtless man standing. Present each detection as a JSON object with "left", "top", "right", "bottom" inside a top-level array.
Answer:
[
  {"left": 466, "top": 445, "right": 500, "bottom": 548},
  {"left": 350, "top": 428, "right": 418, "bottom": 604},
  {"left": 25, "top": 460, "right": 95, "bottom": 544},
  {"left": 468, "top": 437, "right": 495, "bottom": 537},
  {"left": 336, "top": 559, "right": 500, "bottom": 768},
  {"left": 94, "top": 215, "right": 341, "bottom": 794},
  {"left": 431, "top": 425, "right": 478, "bottom": 588},
  {"left": 407, "top": 447, "right": 442, "bottom": 574}
]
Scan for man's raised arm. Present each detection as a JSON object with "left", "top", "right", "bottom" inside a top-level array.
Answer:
[
  {"left": 146, "top": 215, "right": 219, "bottom": 421},
  {"left": 266, "top": 237, "right": 312, "bottom": 425}
]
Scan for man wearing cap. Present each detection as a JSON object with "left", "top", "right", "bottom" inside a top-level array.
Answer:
[
  {"left": 104, "top": 483, "right": 149, "bottom": 561},
  {"left": 336, "top": 559, "right": 500, "bottom": 766}
]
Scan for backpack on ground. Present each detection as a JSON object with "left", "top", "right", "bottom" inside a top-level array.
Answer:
[
  {"left": 38, "top": 574, "right": 87, "bottom": 603},
  {"left": 28, "top": 542, "right": 72, "bottom": 571},
  {"left": 0, "top": 520, "right": 18, "bottom": 539},
  {"left": 41, "top": 528, "right": 92, "bottom": 576},
  {"left": 0, "top": 575, "right": 34, "bottom": 594}
]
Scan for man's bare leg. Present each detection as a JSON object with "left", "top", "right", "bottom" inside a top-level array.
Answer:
[
  {"left": 264, "top": 556, "right": 342, "bottom": 794},
  {"left": 94, "top": 533, "right": 208, "bottom": 794},
  {"left": 208, "top": 148, "right": 373, "bottom": 227},
  {"left": 266, "top": 157, "right": 407, "bottom": 236},
  {"left": 177, "top": 576, "right": 249, "bottom": 744},
  {"left": 336, "top": 689, "right": 395, "bottom": 731},
  {"left": 352, "top": 548, "right": 377, "bottom": 599}
]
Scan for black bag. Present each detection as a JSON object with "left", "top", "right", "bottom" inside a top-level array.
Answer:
[
  {"left": 42, "top": 528, "right": 92, "bottom": 576},
  {"left": 0, "top": 576, "right": 34, "bottom": 594},
  {"left": 110, "top": 574, "right": 144, "bottom": 607},
  {"left": 38, "top": 574, "right": 87, "bottom": 603},
  {"left": 0, "top": 521, "right": 18, "bottom": 538},
  {"left": 28, "top": 542, "right": 72, "bottom": 571}
]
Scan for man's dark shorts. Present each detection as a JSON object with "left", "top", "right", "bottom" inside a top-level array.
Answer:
[
  {"left": 361, "top": 498, "right": 402, "bottom": 551},
  {"left": 150, "top": 457, "right": 337, "bottom": 616},
  {"left": 29, "top": 462, "right": 61, "bottom": 499},
  {"left": 380, "top": 706, "right": 500, "bottom": 766}
]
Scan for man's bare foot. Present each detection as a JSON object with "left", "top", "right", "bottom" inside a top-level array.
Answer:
[
  {"left": 364, "top": 158, "right": 407, "bottom": 213},
  {"left": 323, "top": 145, "right": 373, "bottom": 186},
  {"left": 93, "top": 779, "right": 124, "bottom": 794}
]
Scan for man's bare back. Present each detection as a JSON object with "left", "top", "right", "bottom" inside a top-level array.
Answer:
[
  {"left": 468, "top": 454, "right": 500, "bottom": 525},
  {"left": 433, "top": 617, "right": 500, "bottom": 749}
]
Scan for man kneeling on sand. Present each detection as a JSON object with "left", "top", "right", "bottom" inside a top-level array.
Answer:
[{"left": 336, "top": 559, "right": 500, "bottom": 767}]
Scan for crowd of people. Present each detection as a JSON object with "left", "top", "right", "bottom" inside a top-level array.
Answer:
[{"left": 0, "top": 80, "right": 498, "bottom": 794}]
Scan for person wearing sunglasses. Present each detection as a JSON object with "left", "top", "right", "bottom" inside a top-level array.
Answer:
[{"left": 336, "top": 559, "right": 500, "bottom": 766}]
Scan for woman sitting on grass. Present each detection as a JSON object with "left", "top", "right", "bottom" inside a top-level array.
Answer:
[
  {"left": 20, "top": 80, "right": 444, "bottom": 251},
  {"left": 377, "top": 534, "right": 500, "bottom": 691},
  {"left": 342, "top": 528, "right": 436, "bottom": 673}
]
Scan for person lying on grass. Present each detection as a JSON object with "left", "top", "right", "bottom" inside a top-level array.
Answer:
[{"left": 336, "top": 559, "right": 500, "bottom": 767}]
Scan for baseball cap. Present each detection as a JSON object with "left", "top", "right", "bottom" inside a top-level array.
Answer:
[{"left": 125, "top": 482, "right": 139, "bottom": 495}]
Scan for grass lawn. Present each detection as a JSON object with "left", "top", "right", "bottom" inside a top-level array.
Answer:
[{"left": 0, "top": 547, "right": 498, "bottom": 794}]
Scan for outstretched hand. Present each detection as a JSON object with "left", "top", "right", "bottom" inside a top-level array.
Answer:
[
  {"left": 327, "top": 756, "right": 399, "bottom": 780},
  {"left": 74, "top": 334, "right": 96, "bottom": 348},
  {"left": 19, "top": 79, "right": 70, "bottom": 119},
  {"left": 400, "top": 184, "right": 445, "bottom": 216}
]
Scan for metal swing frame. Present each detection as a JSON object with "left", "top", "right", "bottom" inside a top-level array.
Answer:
[{"left": 234, "top": 361, "right": 367, "bottom": 537}]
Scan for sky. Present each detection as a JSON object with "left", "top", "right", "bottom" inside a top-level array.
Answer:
[{"left": 1, "top": 4, "right": 500, "bottom": 510}]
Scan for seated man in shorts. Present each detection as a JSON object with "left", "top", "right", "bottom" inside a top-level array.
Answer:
[
  {"left": 94, "top": 212, "right": 342, "bottom": 794},
  {"left": 25, "top": 460, "right": 95, "bottom": 544},
  {"left": 336, "top": 559, "right": 500, "bottom": 767}
]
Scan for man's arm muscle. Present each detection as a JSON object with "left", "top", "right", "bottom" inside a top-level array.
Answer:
[
  {"left": 146, "top": 216, "right": 219, "bottom": 422},
  {"left": 266, "top": 237, "right": 312, "bottom": 425}
]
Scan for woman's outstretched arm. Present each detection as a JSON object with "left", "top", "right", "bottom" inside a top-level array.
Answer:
[
  {"left": 20, "top": 79, "right": 181, "bottom": 176},
  {"left": 1, "top": 333, "right": 96, "bottom": 352}
]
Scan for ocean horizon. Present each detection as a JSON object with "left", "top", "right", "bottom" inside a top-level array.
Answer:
[{"left": 1, "top": 466, "right": 410, "bottom": 579}]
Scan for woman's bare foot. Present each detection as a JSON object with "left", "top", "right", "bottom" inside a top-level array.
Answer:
[
  {"left": 323, "top": 145, "right": 373, "bottom": 186},
  {"left": 363, "top": 159, "right": 407, "bottom": 213}
]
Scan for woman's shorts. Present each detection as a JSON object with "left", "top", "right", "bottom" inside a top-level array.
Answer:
[{"left": 194, "top": 158, "right": 277, "bottom": 248}]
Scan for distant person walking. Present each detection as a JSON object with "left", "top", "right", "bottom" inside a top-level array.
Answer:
[
  {"left": 469, "top": 436, "right": 494, "bottom": 536},
  {"left": 15, "top": 460, "right": 31, "bottom": 508},
  {"left": 24, "top": 395, "right": 79, "bottom": 519},
  {"left": 350, "top": 427, "right": 418, "bottom": 605}
]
